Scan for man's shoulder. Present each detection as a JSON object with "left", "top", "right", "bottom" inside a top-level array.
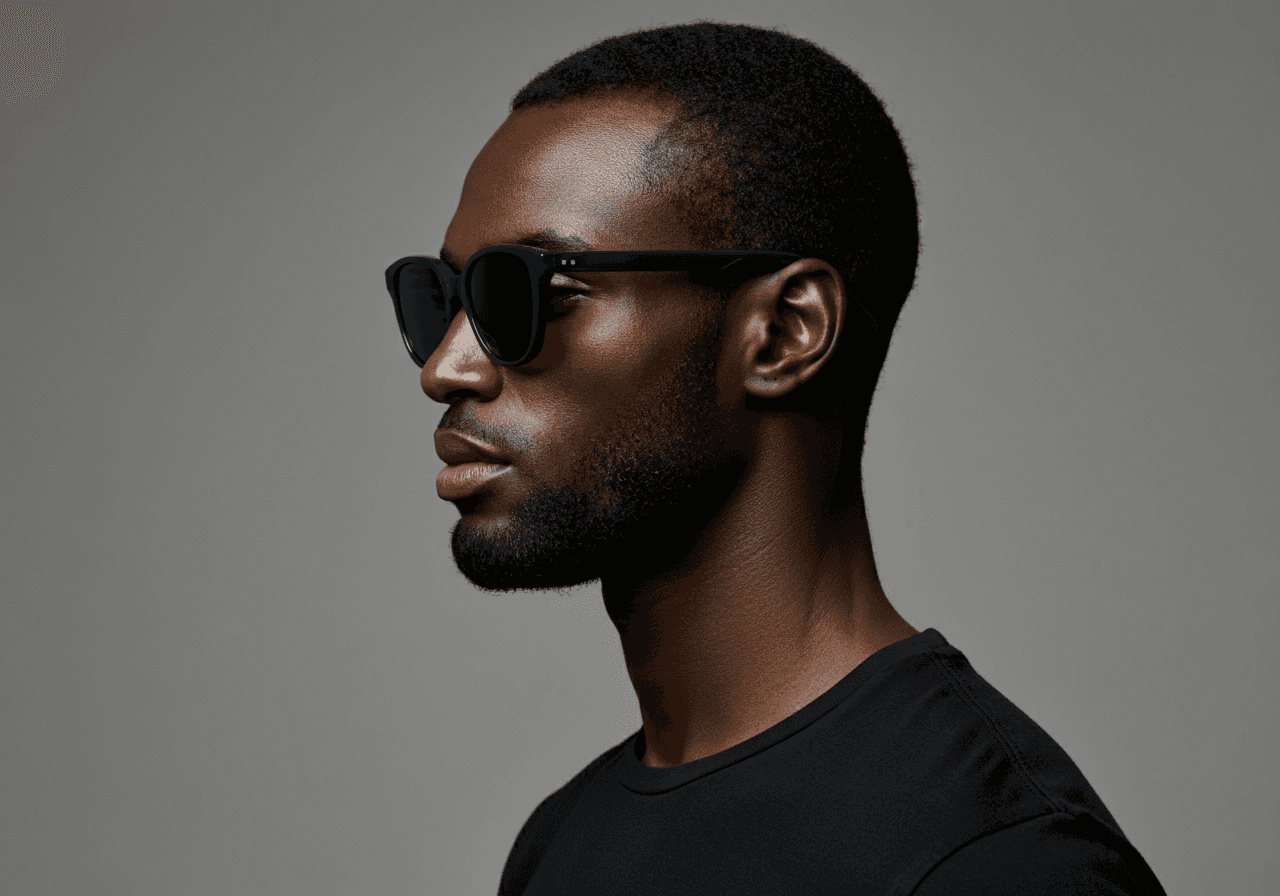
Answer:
[
  {"left": 902, "top": 640, "right": 1125, "bottom": 833},
  {"left": 828, "top": 638, "right": 1166, "bottom": 893},
  {"left": 911, "top": 811, "right": 1168, "bottom": 896},
  {"left": 497, "top": 733, "right": 634, "bottom": 896}
]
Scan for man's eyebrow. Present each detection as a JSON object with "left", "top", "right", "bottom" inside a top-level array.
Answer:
[
  {"left": 513, "top": 229, "right": 594, "bottom": 254},
  {"left": 438, "top": 229, "right": 594, "bottom": 272}
]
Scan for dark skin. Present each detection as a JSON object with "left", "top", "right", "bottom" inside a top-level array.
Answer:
[{"left": 422, "top": 92, "right": 918, "bottom": 769}]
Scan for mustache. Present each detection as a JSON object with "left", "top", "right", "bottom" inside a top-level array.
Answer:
[{"left": 436, "top": 406, "right": 528, "bottom": 458}]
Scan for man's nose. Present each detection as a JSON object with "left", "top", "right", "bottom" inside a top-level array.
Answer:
[{"left": 419, "top": 310, "right": 501, "bottom": 403}]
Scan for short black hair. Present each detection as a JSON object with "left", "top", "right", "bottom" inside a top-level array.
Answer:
[{"left": 512, "top": 21, "right": 920, "bottom": 435}]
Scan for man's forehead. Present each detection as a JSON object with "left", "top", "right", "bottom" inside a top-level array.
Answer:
[
  {"left": 475, "top": 97, "right": 674, "bottom": 193},
  {"left": 444, "top": 97, "right": 686, "bottom": 264}
]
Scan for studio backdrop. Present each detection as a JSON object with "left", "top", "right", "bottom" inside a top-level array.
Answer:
[{"left": 3, "top": 2, "right": 1277, "bottom": 893}]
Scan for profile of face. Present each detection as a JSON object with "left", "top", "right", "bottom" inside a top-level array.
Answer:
[{"left": 422, "top": 95, "right": 750, "bottom": 594}]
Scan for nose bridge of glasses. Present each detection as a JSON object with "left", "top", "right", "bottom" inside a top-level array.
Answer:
[{"left": 440, "top": 268, "right": 464, "bottom": 318}]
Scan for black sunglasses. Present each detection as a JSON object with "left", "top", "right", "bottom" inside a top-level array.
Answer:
[{"left": 385, "top": 244, "right": 802, "bottom": 367}]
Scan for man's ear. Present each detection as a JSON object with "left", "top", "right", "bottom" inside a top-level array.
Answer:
[{"left": 734, "top": 258, "right": 847, "bottom": 400}]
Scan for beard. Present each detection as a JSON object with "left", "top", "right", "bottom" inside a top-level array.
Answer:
[{"left": 448, "top": 309, "right": 744, "bottom": 595}]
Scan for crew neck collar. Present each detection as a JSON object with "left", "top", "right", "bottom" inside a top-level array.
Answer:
[{"left": 613, "top": 628, "right": 950, "bottom": 794}]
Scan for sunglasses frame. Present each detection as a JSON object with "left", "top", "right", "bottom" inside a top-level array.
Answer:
[{"left": 386, "top": 244, "right": 803, "bottom": 368}]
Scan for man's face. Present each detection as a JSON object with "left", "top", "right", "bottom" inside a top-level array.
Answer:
[{"left": 423, "top": 94, "right": 748, "bottom": 593}]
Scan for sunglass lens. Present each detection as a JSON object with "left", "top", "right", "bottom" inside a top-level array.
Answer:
[
  {"left": 467, "top": 252, "right": 535, "bottom": 362},
  {"left": 396, "top": 263, "right": 450, "bottom": 361}
]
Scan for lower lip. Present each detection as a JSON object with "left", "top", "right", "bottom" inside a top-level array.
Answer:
[{"left": 436, "top": 462, "right": 512, "bottom": 501}]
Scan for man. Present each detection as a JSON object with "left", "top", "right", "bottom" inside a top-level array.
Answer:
[{"left": 386, "top": 21, "right": 1166, "bottom": 895}]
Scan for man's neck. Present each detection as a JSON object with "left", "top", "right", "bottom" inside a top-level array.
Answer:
[{"left": 601, "top": 436, "right": 917, "bottom": 769}]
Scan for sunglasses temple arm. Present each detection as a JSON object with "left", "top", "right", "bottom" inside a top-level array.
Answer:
[
  {"left": 714, "top": 255, "right": 796, "bottom": 277},
  {"left": 716, "top": 257, "right": 750, "bottom": 275}
]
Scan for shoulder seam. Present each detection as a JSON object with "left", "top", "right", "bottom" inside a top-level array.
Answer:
[
  {"left": 906, "top": 810, "right": 1166, "bottom": 896},
  {"left": 905, "top": 810, "right": 1067, "bottom": 896},
  {"left": 924, "top": 650, "right": 1064, "bottom": 814}
]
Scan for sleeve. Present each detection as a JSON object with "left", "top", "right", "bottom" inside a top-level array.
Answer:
[
  {"left": 497, "top": 736, "right": 634, "bottom": 896},
  {"left": 910, "top": 812, "right": 1167, "bottom": 896},
  {"left": 496, "top": 787, "right": 571, "bottom": 896}
]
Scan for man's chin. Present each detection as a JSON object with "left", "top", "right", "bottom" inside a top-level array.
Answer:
[
  {"left": 456, "top": 567, "right": 601, "bottom": 594},
  {"left": 448, "top": 519, "right": 607, "bottom": 593}
]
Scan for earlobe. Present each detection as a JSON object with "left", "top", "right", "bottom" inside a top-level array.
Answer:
[{"left": 747, "top": 372, "right": 798, "bottom": 399}]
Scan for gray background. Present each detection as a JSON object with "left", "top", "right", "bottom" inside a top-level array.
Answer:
[{"left": 3, "top": 1, "right": 1276, "bottom": 893}]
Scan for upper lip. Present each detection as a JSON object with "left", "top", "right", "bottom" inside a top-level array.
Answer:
[{"left": 435, "top": 430, "right": 510, "bottom": 466}]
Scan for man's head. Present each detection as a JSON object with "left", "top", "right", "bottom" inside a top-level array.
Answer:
[{"left": 421, "top": 22, "right": 918, "bottom": 593}]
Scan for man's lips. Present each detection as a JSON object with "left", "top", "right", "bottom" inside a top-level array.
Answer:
[
  {"left": 434, "top": 430, "right": 513, "bottom": 501},
  {"left": 434, "top": 430, "right": 510, "bottom": 466},
  {"left": 436, "top": 461, "right": 511, "bottom": 501}
]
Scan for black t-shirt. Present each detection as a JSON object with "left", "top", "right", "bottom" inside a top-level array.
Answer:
[{"left": 498, "top": 629, "right": 1166, "bottom": 895}]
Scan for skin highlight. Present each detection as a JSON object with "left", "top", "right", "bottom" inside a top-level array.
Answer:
[{"left": 421, "top": 92, "right": 917, "bottom": 769}]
